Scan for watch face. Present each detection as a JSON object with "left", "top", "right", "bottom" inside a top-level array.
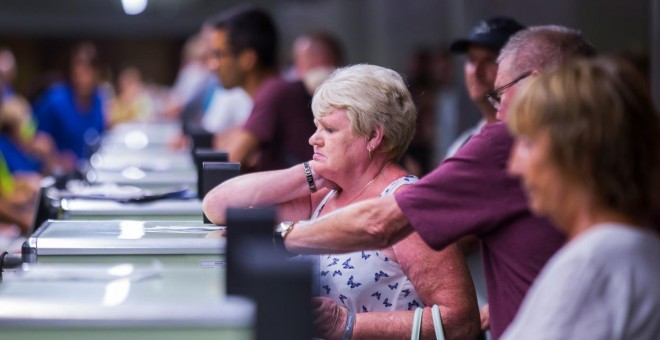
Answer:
[{"left": 277, "top": 221, "right": 293, "bottom": 233}]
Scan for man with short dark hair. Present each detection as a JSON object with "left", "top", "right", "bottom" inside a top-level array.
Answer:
[{"left": 209, "top": 5, "right": 315, "bottom": 171}]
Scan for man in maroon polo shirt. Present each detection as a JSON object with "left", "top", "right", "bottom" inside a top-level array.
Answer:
[{"left": 209, "top": 5, "right": 315, "bottom": 171}]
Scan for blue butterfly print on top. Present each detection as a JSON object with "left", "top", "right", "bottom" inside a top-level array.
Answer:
[
  {"left": 408, "top": 300, "right": 421, "bottom": 310},
  {"left": 388, "top": 282, "right": 399, "bottom": 290},
  {"left": 374, "top": 271, "right": 389, "bottom": 282},
  {"left": 332, "top": 270, "right": 342, "bottom": 277},
  {"left": 361, "top": 251, "right": 371, "bottom": 260},
  {"left": 339, "top": 294, "right": 348, "bottom": 304},
  {"left": 362, "top": 305, "right": 368, "bottom": 312},
  {"left": 401, "top": 289, "right": 411, "bottom": 298},
  {"left": 371, "top": 291, "right": 381, "bottom": 300},
  {"left": 327, "top": 258, "right": 339, "bottom": 267},
  {"left": 347, "top": 275, "right": 362, "bottom": 289},
  {"left": 342, "top": 258, "right": 354, "bottom": 269},
  {"left": 320, "top": 270, "right": 329, "bottom": 277},
  {"left": 322, "top": 285, "right": 331, "bottom": 294},
  {"left": 383, "top": 298, "right": 392, "bottom": 308}
]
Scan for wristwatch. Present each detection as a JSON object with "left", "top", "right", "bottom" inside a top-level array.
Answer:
[{"left": 275, "top": 221, "right": 296, "bottom": 239}]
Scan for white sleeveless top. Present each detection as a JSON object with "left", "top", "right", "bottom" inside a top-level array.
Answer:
[{"left": 313, "top": 175, "right": 423, "bottom": 313}]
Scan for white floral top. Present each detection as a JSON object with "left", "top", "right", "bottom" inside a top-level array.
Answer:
[{"left": 313, "top": 175, "right": 423, "bottom": 312}]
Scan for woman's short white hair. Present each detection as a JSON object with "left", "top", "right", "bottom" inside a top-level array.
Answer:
[{"left": 311, "top": 64, "right": 416, "bottom": 161}]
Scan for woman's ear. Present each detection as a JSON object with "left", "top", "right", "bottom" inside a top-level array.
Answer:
[{"left": 367, "top": 125, "right": 384, "bottom": 150}]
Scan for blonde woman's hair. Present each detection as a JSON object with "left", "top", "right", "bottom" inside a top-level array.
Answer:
[
  {"left": 311, "top": 64, "right": 416, "bottom": 161},
  {"left": 508, "top": 56, "right": 660, "bottom": 217}
]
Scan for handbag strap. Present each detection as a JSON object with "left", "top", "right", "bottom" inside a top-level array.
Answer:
[
  {"left": 411, "top": 305, "right": 445, "bottom": 340},
  {"left": 432, "top": 304, "right": 445, "bottom": 340},
  {"left": 411, "top": 307, "right": 424, "bottom": 340}
]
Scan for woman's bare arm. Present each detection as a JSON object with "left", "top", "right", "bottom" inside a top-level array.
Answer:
[{"left": 202, "top": 163, "right": 318, "bottom": 225}]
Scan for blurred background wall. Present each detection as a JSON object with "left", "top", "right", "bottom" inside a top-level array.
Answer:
[{"left": 0, "top": 0, "right": 656, "bottom": 106}]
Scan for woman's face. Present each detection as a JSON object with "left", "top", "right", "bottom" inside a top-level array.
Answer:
[
  {"left": 309, "top": 108, "right": 368, "bottom": 178},
  {"left": 508, "top": 130, "right": 570, "bottom": 220}
]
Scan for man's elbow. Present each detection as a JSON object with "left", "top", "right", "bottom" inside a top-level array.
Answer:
[
  {"left": 364, "top": 222, "right": 394, "bottom": 248},
  {"left": 442, "top": 301, "right": 481, "bottom": 340},
  {"left": 445, "top": 316, "right": 481, "bottom": 340}
]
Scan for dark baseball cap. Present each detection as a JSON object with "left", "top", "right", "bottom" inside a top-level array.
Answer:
[{"left": 450, "top": 17, "right": 525, "bottom": 53}]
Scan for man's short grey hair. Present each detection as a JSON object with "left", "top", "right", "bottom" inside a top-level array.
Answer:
[
  {"left": 311, "top": 64, "right": 416, "bottom": 161},
  {"left": 498, "top": 25, "right": 596, "bottom": 73}
]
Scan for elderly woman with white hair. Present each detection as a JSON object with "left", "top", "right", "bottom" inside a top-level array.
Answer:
[{"left": 203, "top": 64, "right": 480, "bottom": 339}]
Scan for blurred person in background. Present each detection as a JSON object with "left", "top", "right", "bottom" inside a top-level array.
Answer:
[
  {"left": 291, "top": 31, "right": 344, "bottom": 94},
  {"left": 0, "top": 153, "right": 34, "bottom": 238},
  {"left": 0, "top": 48, "right": 17, "bottom": 98},
  {"left": 166, "top": 33, "right": 217, "bottom": 122},
  {"left": 0, "top": 96, "right": 56, "bottom": 175},
  {"left": 33, "top": 42, "right": 106, "bottom": 166},
  {"left": 200, "top": 13, "right": 254, "bottom": 143},
  {"left": 107, "top": 66, "right": 156, "bottom": 127},
  {"left": 0, "top": 92, "right": 35, "bottom": 238},
  {"left": 502, "top": 56, "right": 660, "bottom": 339},
  {"left": 168, "top": 21, "right": 253, "bottom": 150},
  {"left": 444, "top": 17, "right": 525, "bottom": 159},
  {"left": 0, "top": 47, "right": 58, "bottom": 176},
  {"left": 210, "top": 5, "right": 315, "bottom": 171}
]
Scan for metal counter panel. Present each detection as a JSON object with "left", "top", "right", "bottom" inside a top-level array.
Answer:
[
  {"left": 31, "top": 220, "right": 225, "bottom": 256},
  {"left": 60, "top": 198, "right": 202, "bottom": 217},
  {"left": 0, "top": 264, "right": 252, "bottom": 339}
]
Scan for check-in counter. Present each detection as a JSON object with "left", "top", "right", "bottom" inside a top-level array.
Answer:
[
  {"left": 89, "top": 151, "right": 194, "bottom": 172},
  {"left": 100, "top": 121, "right": 182, "bottom": 149},
  {"left": 59, "top": 198, "right": 202, "bottom": 221},
  {"left": 86, "top": 168, "right": 197, "bottom": 189},
  {"left": 0, "top": 263, "right": 253, "bottom": 340},
  {"left": 24, "top": 220, "right": 225, "bottom": 273}
]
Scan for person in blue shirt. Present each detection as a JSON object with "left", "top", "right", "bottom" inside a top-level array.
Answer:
[{"left": 33, "top": 42, "right": 106, "bottom": 162}]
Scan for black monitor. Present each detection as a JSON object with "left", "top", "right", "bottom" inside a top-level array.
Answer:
[
  {"left": 235, "top": 238, "right": 313, "bottom": 340},
  {"left": 225, "top": 207, "right": 277, "bottom": 296},
  {"left": 188, "top": 126, "right": 214, "bottom": 150},
  {"left": 193, "top": 149, "right": 228, "bottom": 199}
]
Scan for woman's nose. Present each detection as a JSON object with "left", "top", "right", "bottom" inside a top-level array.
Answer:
[{"left": 308, "top": 129, "right": 320, "bottom": 146}]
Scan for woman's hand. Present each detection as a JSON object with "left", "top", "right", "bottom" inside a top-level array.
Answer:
[{"left": 311, "top": 297, "right": 348, "bottom": 340}]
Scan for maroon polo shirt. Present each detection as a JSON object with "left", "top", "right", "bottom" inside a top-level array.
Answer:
[{"left": 395, "top": 122, "right": 565, "bottom": 339}]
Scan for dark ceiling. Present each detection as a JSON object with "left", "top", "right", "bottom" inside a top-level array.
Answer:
[{"left": 0, "top": 0, "right": 264, "bottom": 38}]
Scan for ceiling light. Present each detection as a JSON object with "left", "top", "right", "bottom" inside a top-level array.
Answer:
[{"left": 121, "top": 0, "right": 148, "bottom": 15}]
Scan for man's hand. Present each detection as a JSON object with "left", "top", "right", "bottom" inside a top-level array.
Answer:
[{"left": 480, "top": 303, "right": 490, "bottom": 330}]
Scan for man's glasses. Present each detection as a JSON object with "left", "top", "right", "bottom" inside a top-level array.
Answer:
[{"left": 486, "top": 71, "right": 532, "bottom": 111}]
